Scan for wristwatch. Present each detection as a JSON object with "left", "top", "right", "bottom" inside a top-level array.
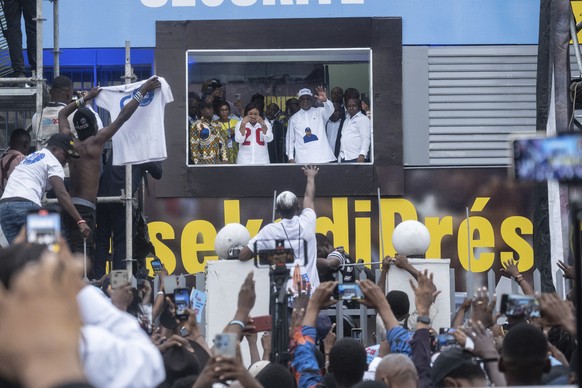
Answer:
[
  {"left": 179, "top": 326, "right": 190, "bottom": 337},
  {"left": 416, "top": 316, "right": 430, "bottom": 324}
]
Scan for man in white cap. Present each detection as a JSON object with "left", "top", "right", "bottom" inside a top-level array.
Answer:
[
  {"left": 286, "top": 87, "right": 336, "bottom": 164},
  {"left": 238, "top": 165, "right": 320, "bottom": 293}
]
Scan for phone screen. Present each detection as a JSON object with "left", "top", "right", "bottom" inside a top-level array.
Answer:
[
  {"left": 151, "top": 258, "right": 163, "bottom": 273},
  {"left": 174, "top": 288, "right": 190, "bottom": 319},
  {"left": 27, "top": 210, "right": 60, "bottom": 251},
  {"left": 511, "top": 133, "right": 582, "bottom": 182},
  {"left": 501, "top": 294, "right": 540, "bottom": 318},
  {"left": 335, "top": 283, "right": 364, "bottom": 301}
]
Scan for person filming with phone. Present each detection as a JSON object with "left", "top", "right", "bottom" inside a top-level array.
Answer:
[{"left": 238, "top": 165, "right": 320, "bottom": 296}]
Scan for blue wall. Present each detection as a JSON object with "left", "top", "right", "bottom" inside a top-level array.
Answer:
[{"left": 41, "top": 0, "right": 539, "bottom": 48}]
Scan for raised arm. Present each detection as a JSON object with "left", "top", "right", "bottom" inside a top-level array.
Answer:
[
  {"left": 358, "top": 279, "right": 400, "bottom": 330},
  {"left": 410, "top": 270, "right": 440, "bottom": 388},
  {"left": 392, "top": 254, "right": 419, "bottom": 280},
  {"left": 302, "top": 165, "right": 319, "bottom": 211},
  {"left": 222, "top": 271, "right": 256, "bottom": 340},
  {"left": 94, "top": 77, "right": 161, "bottom": 146},
  {"left": 377, "top": 255, "right": 392, "bottom": 292},
  {"left": 500, "top": 258, "right": 534, "bottom": 296}
]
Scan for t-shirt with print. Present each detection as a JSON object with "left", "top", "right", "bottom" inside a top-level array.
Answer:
[
  {"left": 1, "top": 148, "right": 64, "bottom": 206},
  {"left": 95, "top": 77, "right": 173, "bottom": 165}
]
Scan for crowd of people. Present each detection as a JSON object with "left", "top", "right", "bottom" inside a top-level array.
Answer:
[
  {"left": 188, "top": 80, "right": 372, "bottom": 166},
  {"left": 0, "top": 158, "right": 578, "bottom": 388}
]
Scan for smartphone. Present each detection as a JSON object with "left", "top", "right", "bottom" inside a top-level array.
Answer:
[
  {"left": 173, "top": 288, "right": 190, "bottom": 320},
  {"left": 151, "top": 258, "right": 163, "bottom": 273},
  {"left": 334, "top": 283, "right": 364, "bottom": 301},
  {"left": 26, "top": 209, "right": 60, "bottom": 251},
  {"left": 511, "top": 133, "right": 582, "bottom": 182},
  {"left": 110, "top": 270, "right": 129, "bottom": 290},
  {"left": 500, "top": 294, "right": 541, "bottom": 318},
  {"left": 351, "top": 328, "right": 363, "bottom": 343},
  {"left": 436, "top": 328, "right": 457, "bottom": 351},
  {"left": 250, "top": 315, "right": 272, "bottom": 333},
  {"left": 214, "top": 333, "right": 237, "bottom": 358}
]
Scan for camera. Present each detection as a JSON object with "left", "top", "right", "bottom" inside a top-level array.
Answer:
[
  {"left": 500, "top": 294, "right": 540, "bottom": 318},
  {"left": 254, "top": 239, "right": 305, "bottom": 268}
]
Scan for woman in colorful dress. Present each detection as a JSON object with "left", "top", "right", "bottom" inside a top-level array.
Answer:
[{"left": 216, "top": 100, "right": 239, "bottom": 164}]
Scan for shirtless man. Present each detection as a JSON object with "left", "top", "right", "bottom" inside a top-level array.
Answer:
[{"left": 58, "top": 76, "right": 161, "bottom": 259}]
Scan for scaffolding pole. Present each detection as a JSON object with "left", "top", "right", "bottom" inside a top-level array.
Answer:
[
  {"left": 52, "top": 0, "right": 60, "bottom": 76},
  {"left": 35, "top": 0, "right": 44, "bottom": 121},
  {"left": 124, "top": 41, "right": 134, "bottom": 275}
]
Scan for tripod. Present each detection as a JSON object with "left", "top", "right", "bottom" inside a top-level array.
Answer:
[{"left": 269, "top": 261, "right": 290, "bottom": 365}]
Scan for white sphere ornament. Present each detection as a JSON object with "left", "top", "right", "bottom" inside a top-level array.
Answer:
[
  {"left": 392, "top": 220, "right": 431, "bottom": 256},
  {"left": 214, "top": 223, "right": 251, "bottom": 260}
]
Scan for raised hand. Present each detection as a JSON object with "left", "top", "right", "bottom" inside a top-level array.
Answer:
[
  {"left": 323, "top": 323, "right": 336, "bottom": 355},
  {"left": 302, "top": 164, "right": 319, "bottom": 178},
  {"left": 109, "top": 283, "right": 134, "bottom": 312},
  {"left": 557, "top": 260, "right": 575, "bottom": 280},
  {"left": 314, "top": 86, "right": 328, "bottom": 102},
  {"left": 470, "top": 287, "right": 496, "bottom": 329},
  {"left": 237, "top": 271, "right": 256, "bottom": 315},
  {"left": 140, "top": 76, "right": 161, "bottom": 94},
  {"left": 381, "top": 256, "right": 392, "bottom": 272},
  {"left": 83, "top": 87, "right": 101, "bottom": 101},
  {"left": 461, "top": 320, "right": 498, "bottom": 359},
  {"left": 500, "top": 258, "right": 521, "bottom": 279},
  {"left": 410, "top": 269, "right": 440, "bottom": 315},
  {"left": 392, "top": 254, "right": 409, "bottom": 269},
  {"left": 538, "top": 293, "right": 576, "bottom": 335}
]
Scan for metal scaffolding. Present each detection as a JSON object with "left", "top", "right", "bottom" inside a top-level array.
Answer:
[{"left": 1, "top": 0, "right": 138, "bottom": 276}]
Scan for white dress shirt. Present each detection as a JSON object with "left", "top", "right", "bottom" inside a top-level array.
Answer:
[{"left": 339, "top": 111, "right": 371, "bottom": 161}]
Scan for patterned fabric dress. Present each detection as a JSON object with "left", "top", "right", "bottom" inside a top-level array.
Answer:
[
  {"left": 189, "top": 117, "right": 228, "bottom": 164},
  {"left": 218, "top": 118, "right": 239, "bottom": 164}
]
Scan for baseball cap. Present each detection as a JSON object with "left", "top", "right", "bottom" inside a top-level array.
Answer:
[
  {"left": 73, "top": 108, "right": 98, "bottom": 139},
  {"left": 431, "top": 347, "right": 477, "bottom": 385},
  {"left": 248, "top": 360, "right": 270, "bottom": 377},
  {"left": 297, "top": 88, "right": 313, "bottom": 98},
  {"left": 47, "top": 133, "right": 80, "bottom": 159}
]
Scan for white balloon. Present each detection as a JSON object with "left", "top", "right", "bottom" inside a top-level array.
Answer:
[
  {"left": 392, "top": 220, "right": 431, "bottom": 256},
  {"left": 214, "top": 223, "right": 251, "bottom": 260}
]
